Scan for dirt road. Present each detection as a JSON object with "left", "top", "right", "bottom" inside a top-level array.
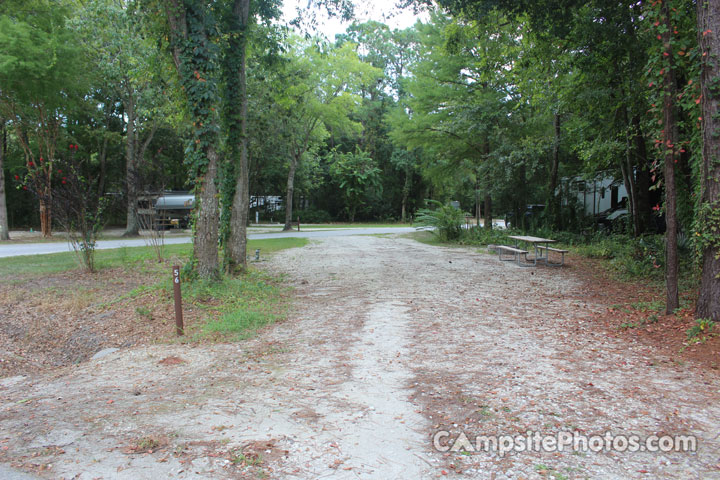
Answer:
[{"left": 0, "top": 235, "right": 718, "bottom": 479}]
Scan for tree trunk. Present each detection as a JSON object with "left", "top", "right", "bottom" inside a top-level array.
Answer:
[
  {"left": 696, "top": 0, "right": 720, "bottom": 321},
  {"left": 621, "top": 107, "right": 638, "bottom": 236},
  {"left": 484, "top": 193, "right": 492, "bottom": 230},
  {"left": 0, "top": 120, "right": 9, "bottom": 240},
  {"left": 194, "top": 146, "right": 220, "bottom": 279},
  {"left": 226, "top": 0, "right": 251, "bottom": 271},
  {"left": 123, "top": 96, "right": 139, "bottom": 237},
  {"left": 163, "top": 0, "right": 221, "bottom": 279},
  {"left": 547, "top": 113, "right": 561, "bottom": 229},
  {"left": 401, "top": 161, "right": 411, "bottom": 223},
  {"left": 284, "top": 156, "right": 298, "bottom": 231},
  {"left": 661, "top": 4, "right": 679, "bottom": 314},
  {"left": 39, "top": 195, "right": 51, "bottom": 237},
  {"left": 97, "top": 135, "right": 109, "bottom": 197},
  {"left": 632, "top": 115, "right": 652, "bottom": 233},
  {"left": 474, "top": 176, "right": 480, "bottom": 228}
]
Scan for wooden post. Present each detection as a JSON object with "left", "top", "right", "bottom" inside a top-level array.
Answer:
[
  {"left": 172, "top": 265, "right": 184, "bottom": 336},
  {"left": 297, "top": 216, "right": 300, "bottom": 232}
]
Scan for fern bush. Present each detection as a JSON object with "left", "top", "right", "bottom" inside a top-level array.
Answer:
[{"left": 414, "top": 200, "right": 467, "bottom": 241}]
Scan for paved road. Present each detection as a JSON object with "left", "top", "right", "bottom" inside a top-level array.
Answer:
[{"left": 0, "top": 227, "right": 420, "bottom": 258}]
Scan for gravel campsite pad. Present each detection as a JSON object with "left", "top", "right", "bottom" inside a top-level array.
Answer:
[{"left": 0, "top": 234, "right": 718, "bottom": 479}]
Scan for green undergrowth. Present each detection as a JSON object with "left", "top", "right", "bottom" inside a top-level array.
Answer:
[
  {"left": 410, "top": 225, "right": 697, "bottom": 287},
  {"left": 182, "top": 269, "right": 291, "bottom": 341}
]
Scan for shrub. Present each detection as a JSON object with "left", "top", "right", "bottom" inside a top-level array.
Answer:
[
  {"left": 686, "top": 319, "right": 717, "bottom": 343},
  {"left": 414, "top": 200, "right": 467, "bottom": 241},
  {"left": 458, "top": 226, "right": 511, "bottom": 246},
  {"left": 295, "top": 207, "right": 333, "bottom": 224}
]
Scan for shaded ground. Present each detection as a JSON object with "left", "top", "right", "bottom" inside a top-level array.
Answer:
[
  {"left": 0, "top": 235, "right": 718, "bottom": 479},
  {"left": 569, "top": 255, "right": 720, "bottom": 371}
]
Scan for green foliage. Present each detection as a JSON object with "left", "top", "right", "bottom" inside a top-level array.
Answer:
[
  {"left": 295, "top": 207, "right": 332, "bottom": 223},
  {"left": 457, "top": 226, "right": 511, "bottom": 246},
  {"left": 414, "top": 199, "right": 467, "bottom": 241},
  {"left": 686, "top": 318, "right": 717, "bottom": 343},
  {"left": 185, "top": 270, "right": 287, "bottom": 340},
  {"left": 328, "top": 148, "right": 381, "bottom": 222},
  {"left": 0, "top": 0, "right": 86, "bottom": 107}
]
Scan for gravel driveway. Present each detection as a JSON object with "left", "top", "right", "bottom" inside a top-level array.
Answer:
[{"left": 0, "top": 234, "right": 717, "bottom": 479}]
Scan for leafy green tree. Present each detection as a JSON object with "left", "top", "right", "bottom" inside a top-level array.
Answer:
[
  {"left": 222, "top": 0, "right": 252, "bottom": 271},
  {"left": 222, "top": 0, "right": 281, "bottom": 271},
  {"left": 328, "top": 148, "right": 380, "bottom": 221},
  {"left": 74, "top": 0, "right": 167, "bottom": 237},
  {"left": 274, "top": 39, "right": 381, "bottom": 230},
  {"left": 389, "top": 149, "right": 421, "bottom": 222},
  {"left": 390, "top": 11, "right": 519, "bottom": 228},
  {"left": 159, "top": 0, "right": 224, "bottom": 279},
  {"left": 0, "top": 0, "right": 86, "bottom": 237}
]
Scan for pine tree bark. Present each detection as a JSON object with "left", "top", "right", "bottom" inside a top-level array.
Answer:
[
  {"left": 661, "top": 4, "right": 679, "bottom": 314},
  {"left": 697, "top": 0, "right": 720, "bottom": 321}
]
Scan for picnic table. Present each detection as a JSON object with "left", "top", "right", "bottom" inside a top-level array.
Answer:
[{"left": 495, "top": 235, "right": 568, "bottom": 267}]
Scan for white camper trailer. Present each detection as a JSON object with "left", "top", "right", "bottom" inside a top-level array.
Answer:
[{"left": 567, "top": 175, "right": 628, "bottom": 217}]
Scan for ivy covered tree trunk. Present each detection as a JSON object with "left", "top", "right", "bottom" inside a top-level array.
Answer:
[
  {"left": 163, "top": 0, "right": 221, "bottom": 279},
  {"left": 195, "top": 146, "right": 220, "bottom": 279},
  {"left": 225, "top": 0, "right": 250, "bottom": 271},
  {"left": 661, "top": 3, "right": 679, "bottom": 314},
  {"left": 697, "top": 0, "right": 720, "bottom": 322},
  {"left": 0, "top": 119, "right": 8, "bottom": 240}
]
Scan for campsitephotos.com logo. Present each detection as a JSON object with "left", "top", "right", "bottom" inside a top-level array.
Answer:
[{"left": 433, "top": 430, "right": 698, "bottom": 457}]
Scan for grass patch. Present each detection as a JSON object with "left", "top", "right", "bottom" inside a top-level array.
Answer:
[
  {"left": 0, "top": 243, "right": 193, "bottom": 278},
  {"left": 183, "top": 270, "right": 290, "bottom": 341},
  {"left": 0, "top": 237, "right": 307, "bottom": 278},
  {"left": 0, "top": 237, "right": 307, "bottom": 344},
  {"left": 249, "top": 237, "right": 307, "bottom": 254},
  {"left": 403, "top": 230, "right": 446, "bottom": 246}
]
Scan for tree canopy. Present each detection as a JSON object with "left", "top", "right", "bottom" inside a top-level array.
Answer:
[{"left": 1, "top": 0, "right": 718, "bottom": 320}]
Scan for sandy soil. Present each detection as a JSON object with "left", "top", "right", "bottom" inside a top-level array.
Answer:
[{"left": 0, "top": 234, "right": 718, "bottom": 479}]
